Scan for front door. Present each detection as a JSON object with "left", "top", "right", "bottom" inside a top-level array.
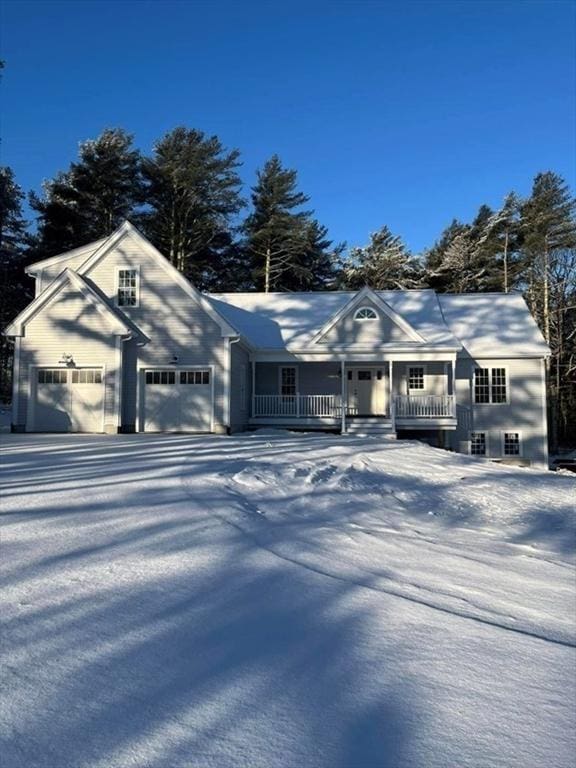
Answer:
[{"left": 347, "top": 368, "right": 386, "bottom": 415}]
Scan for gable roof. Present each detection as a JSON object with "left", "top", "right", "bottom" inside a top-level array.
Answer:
[
  {"left": 208, "top": 289, "right": 461, "bottom": 350},
  {"left": 25, "top": 237, "right": 108, "bottom": 276},
  {"left": 438, "top": 293, "right": 550, "bottom": 357},
  {"left": 309, "top": 286, "right": 426, "bottom": 344},
  {"left": 5, "top": 268, "right": 144, "bottom": 340},
  {"left": 77, "top": 222, "right": 239, "bottom": 337},
  {"left": 26, "top": 221, "right": 240, "bottom": 338}
]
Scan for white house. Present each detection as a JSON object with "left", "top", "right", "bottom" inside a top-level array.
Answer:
[{"left": 5, "top": 221, "right": 550, "bottom": 468}]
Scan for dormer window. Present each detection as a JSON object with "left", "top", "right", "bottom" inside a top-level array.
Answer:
[
  {"left": 117, "top": 268, "right": 139, "bottom": 307},
  {"left": 354, "top": 306, "right": 377, "bottom": 321}
]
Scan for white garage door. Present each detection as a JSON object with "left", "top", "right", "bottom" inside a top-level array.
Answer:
[
  {"left": 143, "top": 369, "right": 212, "bottom": 432},
  {"left": 32, "top": 367, "right": 104, "bottom": 432}
]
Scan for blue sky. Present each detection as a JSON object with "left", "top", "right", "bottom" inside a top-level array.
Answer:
[{"left": 1, "top": 0, "right": 575, "bottom": 253}]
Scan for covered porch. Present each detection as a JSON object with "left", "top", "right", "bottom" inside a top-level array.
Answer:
[{"left": 249, "top": 358, "right": 457, "bottom": 432}]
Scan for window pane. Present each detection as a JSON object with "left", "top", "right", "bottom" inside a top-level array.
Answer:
[
  {"left": 504, "top": 433, "right": 520, "bottom": 455},
  {"left": 491, "top": 368, "right": 507, "bottom": 403},
  {"left": 470, "top": 432, "right": 486, "bottom": 455},
  {"left": 408, "top": 367, "right": 424, "bottom": 390},
  {"left": 281, "top": 367, "right": 296, "bottom": 396},
  {"left": 474, "top": 368, "right": 490, "bottom": 403},
  {"left": 358, "top": 371, "right": 372, "bottom": 381},
  {"left": 117, "top": 269, "right": 138, "bottom": 306}
]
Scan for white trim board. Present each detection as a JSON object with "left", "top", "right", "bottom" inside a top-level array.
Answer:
[{"left": 309, "top": 286, "right": 427, "bottom": 345}]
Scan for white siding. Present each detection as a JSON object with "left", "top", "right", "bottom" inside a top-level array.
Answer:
[
  {"left": 454, "top": 356, "right": 548, "bottom": 468},
  {"left": 84, "top": 232, "right": 227, "bottom": 429},
  {"left": 17, "top": 284, "right": 118, "bottom": 431},
  {"left": 319, "top": 298, "right": 414, "bottom": 345}
]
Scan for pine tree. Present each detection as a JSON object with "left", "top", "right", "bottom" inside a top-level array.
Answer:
[
  {"left": 520, "top": 172, "right": 576, "bottom": 344},
  {"left": 244, "top": 155, "right": 312, "bottom": 292},
  {"left": 284, "top": 220, "right": 344, "bottom": 291},
  {"left": 0, "top": 168, "right": 31, "bottom": 400},
  {"left": 139, "top": 127, "right": 244, "bottom": 287},
  {"left": 30, "top": 128, "right": 143, "bottom": 257},
  {"left": 343, "top": 226, "right": 421, "bottom": 290},
  {"left": 423, "top": 219, "right": 470, "bottom": 291},
  {"left": 519, "top": 172, "right": 576, "bottom": 449},
  {"left": 483, "top": 192, "right": 522, "bottom": 293}
]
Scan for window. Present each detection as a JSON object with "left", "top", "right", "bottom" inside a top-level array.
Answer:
[
  {"left": 354, "top": 306, "right": 378, "bottom": 321},
  {"left": 470, "top": 432, "right": 487, "bottom": 456},
  {"left": 357, "top": 370, "right": 372, "bottom": 381},
  {"left": 72, "top": 369, "right": 102, "bottom": 384},
  {"left": 474, "top": 368, "right": 508, "bottom": 404},
  {"left": 408, "top": 366, "right": 425, "bottom": 390},
  {"left": 503, "top": 432, "right": 521, "bottom": 456},
  {"left": 117, "top": 268, "right": 139, "bottom": 307},
  {"left": 280, "top": 367, "right": 297, "bottom": 397},
  {"left": 145, "top": 370, "right": 175, "bottom": 385},
  {"left": 38, "top": 369, "right": 67, "bottom": 384},
  {"left": 180, "top": 370, "right": 210, "bottom": 385}
]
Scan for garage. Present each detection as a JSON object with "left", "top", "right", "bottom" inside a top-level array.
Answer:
[
  {"left": 143, "top": 368, "right": 213, "bottom": 432},
  {"left": 31, "top": 367, "right": 104, "bottom": 432}
]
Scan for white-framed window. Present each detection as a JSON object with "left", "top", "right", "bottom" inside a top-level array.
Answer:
[
  {"left": 117, "top": 267, "right": 139, "bottom": 307},
  {"left": 470, "top": 432, "right": 487, "bottom": 456},
  {"left": 180, "top": 370, "right": 210, "bottom": 385},
  {"left": 408, "top": 365, "right": 425, "bottom": 391},
  {"left": 354, "top": 306, "right": 378, "bottom": 321},
  {"left": 279, "top": 366, "right": 297, "bottom": 397},
  {"left": 145, "top": 370, "right": 175, "bottom": 385},
  {"left": 71, "top": 369, "right": 102, "bottom": 384},
  {"left": 38, "top": 368, "right": 67, "bottom": 384},
  {"left": 502, "top": 431, "right": 522, "bottom": 456},
  {"left": 474, "top": 367, "right": 508, "bottom": 404}
]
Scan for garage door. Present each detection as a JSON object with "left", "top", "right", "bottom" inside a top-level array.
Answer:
[
  {"left": 143, "top": 369, "right": 212, "bottom": 432},
  {"left": 32, "top": 367, "right": 104, "bottom": 432}
]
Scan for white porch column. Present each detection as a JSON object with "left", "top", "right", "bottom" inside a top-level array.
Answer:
[
  {"left": 340, "top": 360, "right": 346, "bottom": 434},
  {"left": 389, "top": 360, "right": 395, "bottom": 431}
]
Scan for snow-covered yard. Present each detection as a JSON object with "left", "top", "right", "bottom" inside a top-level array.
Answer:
[{"left": 1, "top": 432, "right": 575, "bottom": 768}]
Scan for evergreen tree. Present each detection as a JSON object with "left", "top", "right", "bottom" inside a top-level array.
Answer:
[
  {"left": 423, "top": 219, "right": 470, "bottom": 291},
  {"left": 244, "top": 155, "right": 312, "bottom": 292},
  {"left": 0, "top": 168, "right": 31, "bottom": 400},
  {"left": 483, "top": 192, "right": 522, "bottom": 293},
  {"left": 284, "top": 219, "right": 345, "bottom": 291},
  {"left": 520, "top": 172, "right": 576, "bottom": 344},
  {"left": 139, "top": 127, "right": 244, "bottom": 287},
  {"left": 30, "top": 128, "right": 143, "bottom": 257},
  {"left": 343, "top": 226, "right": 421, "bottom": 290},
  {"left": 519, "top": 172, "right": 576, "bottom": 448}
]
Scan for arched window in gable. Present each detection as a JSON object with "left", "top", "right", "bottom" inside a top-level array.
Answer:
[{"left": 354, "top": 306, "right": 378, "bottom": 321}]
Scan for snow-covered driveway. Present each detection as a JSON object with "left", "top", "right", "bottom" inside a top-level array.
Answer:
[{"left": 1, "top": 432, "right": 575, "bottom": 768}]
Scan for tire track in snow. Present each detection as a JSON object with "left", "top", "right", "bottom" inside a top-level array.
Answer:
[{"left": 180, "top": 459, "right": 576, "bottom": 650}]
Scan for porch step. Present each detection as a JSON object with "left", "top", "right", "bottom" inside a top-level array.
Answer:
[{"left": 345, "top": 418, "right": 395, "bottom": 436}]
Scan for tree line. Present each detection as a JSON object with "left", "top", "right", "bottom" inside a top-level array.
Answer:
[{"left": 1, "top": 126, "right": 574, "bottom": 448}]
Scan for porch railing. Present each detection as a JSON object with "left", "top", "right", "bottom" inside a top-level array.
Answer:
[
  {"left": 394, "top": 394, "right": 455, "bottom": 418},
  {"left": 253, "top": 394, "right": 339, "bottom": 418}
]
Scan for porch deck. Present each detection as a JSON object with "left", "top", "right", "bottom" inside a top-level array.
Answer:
[{"left": 250, "top": 394, "right": 457, "bottom": 431}]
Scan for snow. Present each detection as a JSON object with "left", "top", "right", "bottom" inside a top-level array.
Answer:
[
  {"left": 209, "top": 290, "right": 458, "bottom": 348},
  {"left": 1, "top": 432, "right": 575, "bottom": 768},
  {"left": 438, "top": 293, "right": 549, "bottom": 356}
]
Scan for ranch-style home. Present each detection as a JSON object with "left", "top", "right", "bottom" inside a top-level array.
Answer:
[{"left": 6, "top": 221, "right": 550, "bottom": 468}]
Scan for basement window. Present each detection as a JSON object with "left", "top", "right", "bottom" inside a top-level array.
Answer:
[
  {"left": 502, "top": 432, "right": 522, "bottom": 456},
  {"left": 470, "top": 432, "right": 487, "bottom": 456}
]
